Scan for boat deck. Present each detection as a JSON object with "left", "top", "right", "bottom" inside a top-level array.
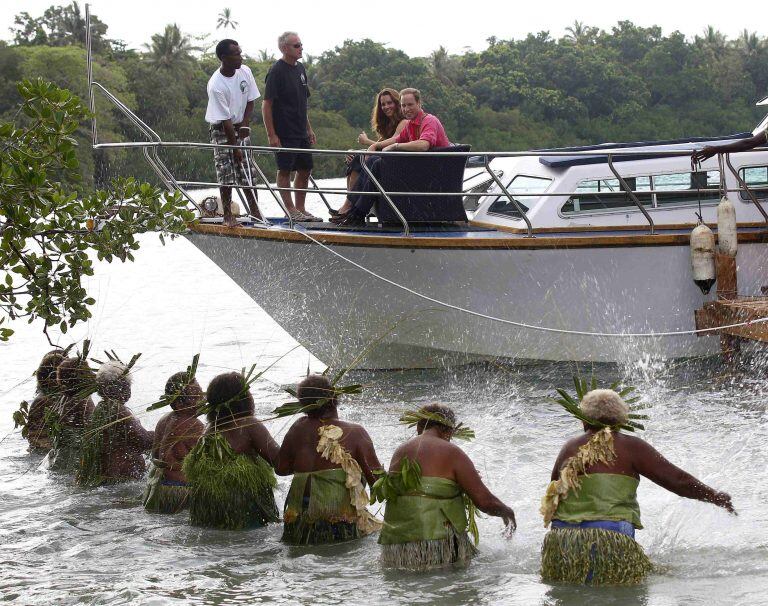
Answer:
[{"left": 192, "top": 217, "right": 768, "bottom": 249}]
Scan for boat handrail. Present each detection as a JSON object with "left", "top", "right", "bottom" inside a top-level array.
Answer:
[
  {"left": 722, "top": 153, "right": 768, "bottom": 224},
  {"left": 607, "top": 153, "right": 655, "bottom": 234}
]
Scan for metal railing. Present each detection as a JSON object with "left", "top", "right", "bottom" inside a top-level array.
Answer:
[{"left": 84, "top": 5, "right": 768, "bottom": 238}]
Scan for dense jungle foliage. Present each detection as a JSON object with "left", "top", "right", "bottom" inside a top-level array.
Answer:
[{"left": 5, "top": 2, "right": 768, "bottom": 183}]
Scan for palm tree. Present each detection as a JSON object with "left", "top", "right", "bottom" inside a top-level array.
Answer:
[
  {"left": 257, "top": 48, "right": 275, "bottom": 62},
  {"left": 216, "top": 8, "right": 238, "bottom": 30},
  {"left": 697, "top": 25, "right": 727, "bottom": 57},
  {"left": 565, "top": 20, "right": 597, "bottom": 45},
  {"left": 736, "top": 29, "right": 761, "bottom": 56},
  {"left": 143, "top": 24, "right": 198, "bottom": 71}
]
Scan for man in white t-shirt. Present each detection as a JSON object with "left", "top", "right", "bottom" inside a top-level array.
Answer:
[{"left": 205, "top": 39, "right": 261, "bottom": 227}]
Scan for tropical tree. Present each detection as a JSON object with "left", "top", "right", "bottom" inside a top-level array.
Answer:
[
  {"left": 257, "top": 48, "right": 275, "bottom": 62},
  {"left": 564, "top": 20, "right": 598, "bottom": 45},
  {"left": 11, "top": 2, "right": 110, "bottom": 51},
  {"left": 736, "top": 29, "right": 761, "bottom": 56},
  {"left": 429, "top": 46, "right": 461, "bottom": 85},
  {"left": 143, "top": 24, "right": 198, "bottom": 71},
  {"left": 216, "top": 8, "right": 238, "bottom": 30},
  {"left": 0, "top": 79, "right": 194, "bottom": 342}
]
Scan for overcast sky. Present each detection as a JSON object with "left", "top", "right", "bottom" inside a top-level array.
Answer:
[{"left": 1, "top": 0, "right": 766, "bottom": 57}]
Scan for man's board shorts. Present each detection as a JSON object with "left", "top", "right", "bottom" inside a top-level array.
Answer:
[
  {"left": 275, "top": 137, "right": 314, "bottom": 171},
  {"left": 210, "top": 123, "right": 250, "bottom": 187},
  {"left": 550, "top": 518, "right": 636, "bottom": 539}
]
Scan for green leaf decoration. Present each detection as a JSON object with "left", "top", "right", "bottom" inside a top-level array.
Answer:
[
  {"left": 550, "top": 374, "right": 650, "bottom": 432},
  {"left": 370, "top": 456, "right": 423, "bottom": 504},
  {"left": 13, "top": 401, "right": 30, "bottom": 438},
  {"left": 145, "top": 353, "right": 200, "bottom": 412},
  {"left": 399, "top": 409, "right": 475, "bottom": 441}
]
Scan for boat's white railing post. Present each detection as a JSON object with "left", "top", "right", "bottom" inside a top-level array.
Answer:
[
  {"left": 85, "top": 4, "right": 96, "bottom": 148},
  {"left": 723, "top": 152, "right": 768, "bottom": 224},
  {"left": 483, "top": 155, "right": 534, "bottom": 237},
  {"left": 243, "top": 147, "right": 293, "bottom": 227},
  {"left": 307, "top": 174, "right": 334, "bottom": 214},
  {"left": 607, "top": 153, "right": 655, "bottom": 234},
  {"left": 360, "top": 159, "right": 410, "bottom": 236}
]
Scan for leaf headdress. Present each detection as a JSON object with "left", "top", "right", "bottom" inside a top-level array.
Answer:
[{"left": 399, "top": 407, "right": 475, "bottom": 441}]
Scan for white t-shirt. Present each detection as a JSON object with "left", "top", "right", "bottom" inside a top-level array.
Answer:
[{"left": 205, "top": 65, "right": 260, "bottom": 125}]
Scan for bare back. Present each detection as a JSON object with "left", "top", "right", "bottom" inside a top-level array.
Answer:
[
  {"left": 276, "top": 416, "right": 381, "bottom": 486},
  {"left": 156, "top": 411, "right": 204, "bottom": 482},
  {"left": 57, "top": 395, "right": 95, "bottom": 428},
  {"left": 389, "top": 430, "right": 515, "bottom": 522},
  {"left": 550, "top": 430, "right": 732, "bottom": 510},
  {"left": 99, "top": 402, "right": 154, "bottom": 480},
  {"left": 207, "top": 415, "right": 279, "bottom": 467}
]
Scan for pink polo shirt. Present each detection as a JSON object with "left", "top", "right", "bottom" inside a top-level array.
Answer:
[{"left": 396, "top": 111, "right": 451, "bottom": 149}]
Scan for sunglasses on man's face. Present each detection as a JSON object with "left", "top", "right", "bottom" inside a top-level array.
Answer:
[{"left": 292, "top": 43, "right": 303, "bottom": 48}]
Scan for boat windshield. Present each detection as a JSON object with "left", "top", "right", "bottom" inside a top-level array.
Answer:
[{"left": 487, "top": 175, "right": 552, "bottom": 219}]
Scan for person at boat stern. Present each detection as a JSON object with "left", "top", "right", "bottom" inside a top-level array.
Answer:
[
  {"left": 540, "top": 389, "right": 735, "bottom": 586},
  {"left": 692, "top": 128, "right": 768, "bottom": 164},
  {"left": 183, "top": 372, "right": 281, "bottom": 530},
  {"left": 374, "top": 404, "right": 516, "bottom": 570},
  {"left": 143, "top": 371, "right": 205, "bottom": 514},
  {"left": 331, "top": 88, "right": 451, "bottom": 227},
  {"left": 276, "top": 374, "right": 383, "bottom": 544},
  {"left": 263, "top": 31, "right": 320, "bottom": 222},
  {"left": 205, "top": 38, "right": 262, "bottom": 227}
]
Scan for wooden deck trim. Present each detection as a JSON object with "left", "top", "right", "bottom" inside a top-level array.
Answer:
[
  {"left": 695, "top": 297, "right": 768, "bottom": 343},
  {"left": 189, "top": 222, "right": 768, "bottom": 250}
]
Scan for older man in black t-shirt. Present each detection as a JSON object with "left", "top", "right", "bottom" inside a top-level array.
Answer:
[{"left": 263, "top": 31, "right": 319, "bottom": 222}]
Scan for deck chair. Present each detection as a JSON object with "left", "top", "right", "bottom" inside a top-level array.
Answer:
[{"left": 373, "top": 144, "right": 471, "bottom": 224}]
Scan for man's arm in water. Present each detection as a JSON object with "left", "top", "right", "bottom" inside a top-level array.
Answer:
[
  {"left": 248, "top": 420, "right": 280, "bottom": 468},
  {"left": 352, "top": 425, "right": 383, "bottom": 486},
  {"left": 453, "top": 447, "right": 517, "bottom": 530},
  {"left": 631, "top": 436, "right": 735, "bottom": 513},
  {"left": 274, "top": 422, "right": 299, "bottom": 476}
]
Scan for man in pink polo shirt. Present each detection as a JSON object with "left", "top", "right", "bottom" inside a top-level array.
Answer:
[
  {"left": 382, "top": 88, "right": 450, "bottom": 152},
  {"left": 331, "top": 88, "right": 452, "bottom": 226}
]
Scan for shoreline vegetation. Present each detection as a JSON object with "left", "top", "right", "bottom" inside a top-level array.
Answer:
[{"left": 4, "top": 3, "right": 768, "bottom": 188}]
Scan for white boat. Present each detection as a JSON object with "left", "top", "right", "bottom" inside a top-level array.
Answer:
[
  {"left": 183, "top": 134, "right": 768, "bottom": 368},
  {"left": 84, "top": 8, "right": 768, "bottom": 369}
]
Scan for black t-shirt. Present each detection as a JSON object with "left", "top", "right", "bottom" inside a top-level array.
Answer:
[{"left": 264, "top": 59, "right": 310, "bottom": 139}]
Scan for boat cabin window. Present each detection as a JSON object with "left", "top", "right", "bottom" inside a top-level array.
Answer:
[
  {"left": 561, "top": 177, "right": 652, "bottom": 214},
  {"left": 738, "top": 166, "right": 768, "bottom": 200},
  {"left": 654, "top": 170, "right": 719, "bottom": 206},
  {"left": 561, "top": 171, "right": 720, "bottom": 215},
  {"left": 487, "top": 175, "right": 552, "bottom": 218}
]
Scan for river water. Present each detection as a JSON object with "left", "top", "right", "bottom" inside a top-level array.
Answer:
[{"left": 1, "top": 195, "right": 767, "bottom": 604}]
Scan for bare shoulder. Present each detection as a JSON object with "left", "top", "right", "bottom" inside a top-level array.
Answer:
[{"left": 614, "top": 432, "right": 652, "bottom": 451}]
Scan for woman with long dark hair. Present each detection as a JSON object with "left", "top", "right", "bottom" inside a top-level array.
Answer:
[{"left": 337, "top": 88, "right": 407, "bottom": 215}]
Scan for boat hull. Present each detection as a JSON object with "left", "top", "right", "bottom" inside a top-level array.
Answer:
[{"left": 185, "top": 231, "right": 768, "bottom": 368}]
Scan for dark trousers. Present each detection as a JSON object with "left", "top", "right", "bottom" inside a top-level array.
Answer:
[{"left": 349, "top": 156, "right": 382, "bottom": 218}]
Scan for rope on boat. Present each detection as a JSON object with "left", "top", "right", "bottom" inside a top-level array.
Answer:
[{"left": 283, "top": 227, "right": 768, "bottom": 339}]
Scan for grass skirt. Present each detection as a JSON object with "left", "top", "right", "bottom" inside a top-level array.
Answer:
[
  {"left": 380, "top": 527, "right": 478, "bottom": 571},
  {"left": 49, "top": 426, "right": 84, "bottom": 473},
  {"left": 541, "top": 527, "right": 652, "bottom": 586},
  {"left": 283, "top": 517, "right": 360, "bottom": 545},
  {"left": 282, "top": 469, "right": 364, "bottom": 545},
  {"left": 143, "top": 465, "right": 189, "bottom": 514},
  {"left": 183, "top": 446, "right": 279, "bottom": 530}
]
